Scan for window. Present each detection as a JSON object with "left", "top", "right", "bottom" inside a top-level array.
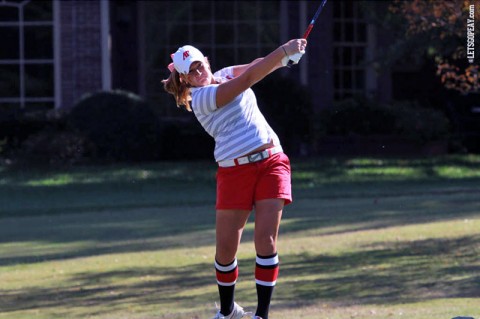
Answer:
[
  {"left": 332, "top": 0, "right": 368, "bottom": 100},
  {"left": 142, "top": 1, "right": 280, "bottom": 116},
  {"left": 0, "top": 0, "right": 54, "bottom": 111}
]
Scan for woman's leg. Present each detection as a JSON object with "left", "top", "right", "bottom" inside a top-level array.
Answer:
[
  {"left": 253, "top": 198, "right": 284, "bottom": 319},
  {"left": 215, "top": 209, "right": 251, "bottom": 316}
]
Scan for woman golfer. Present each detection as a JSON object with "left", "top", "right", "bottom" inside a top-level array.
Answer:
[{"left": 163, "top": 38, "right": 307, "bottom": 319}]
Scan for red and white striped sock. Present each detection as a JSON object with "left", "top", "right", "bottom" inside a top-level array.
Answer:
[
  {"left": 215, "top": 258, "right": 238, "bottom": 315},
  {"left": 255, "top": 253, "right": 279, "bottom": 319}
]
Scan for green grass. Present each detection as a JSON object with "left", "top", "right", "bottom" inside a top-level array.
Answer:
[{"left": 0, "top": 155, "right": 479, "bottom": 319}]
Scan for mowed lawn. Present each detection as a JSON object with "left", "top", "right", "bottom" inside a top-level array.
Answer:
[{"left": 0, "top": 155, "right": 479, "bottom": 319}]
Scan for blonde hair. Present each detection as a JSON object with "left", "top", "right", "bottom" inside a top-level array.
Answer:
[
  {"left": 162, "top": 69, "right": 193, "bottom": 112},
  {"left": 162, "top": 59, "right": 212, "bottom": 112}
]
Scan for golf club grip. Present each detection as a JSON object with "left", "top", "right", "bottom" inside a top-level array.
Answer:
[
  {"left": 287, "top": 0, "right": 327, "bottom": 67},
  {"left": 287, "top": 26, "right": 311, "bottom": 67},
  {"left": 302, "top": 24, "right": 314, "bottom": 39}
]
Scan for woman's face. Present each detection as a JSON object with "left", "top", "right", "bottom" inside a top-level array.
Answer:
[{"left": 185, "top": 60, "right": 212, "bottom": 87}]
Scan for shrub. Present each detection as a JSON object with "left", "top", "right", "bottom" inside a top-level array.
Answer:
[
  {"left": 157, "top": 117, "right": 214, "bottom": 160},
  {"left": 254, "top": 76, "right": 313, "bottom": 155},
  {"left": 317, "top": 97, "right": 396, "bottom": 136},
  {"left": 0, "top": 108, "right": 47, "bottom": 156},
  {"left": 389, "top": 100, "right": 451, "bottom": 143},
  {"left": 67, "top": 90, "right": 162, "bottom": 162},
  {"left": 317, "top": 97, "right": 450, "bottom": 144},
  {"left": 14, "top": 125, "right": 93, "bottom": 166}
]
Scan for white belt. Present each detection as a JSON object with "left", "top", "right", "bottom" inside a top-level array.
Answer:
[{"left": 218, "top": 146, "right": 283, "bottom": 168}]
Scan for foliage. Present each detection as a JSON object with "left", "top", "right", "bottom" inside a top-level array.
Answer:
[
  {"left": 0, "top": 107, "right": 49, "bottom": 158},
  {"left": 365, "top": 0, "right": 479, "bottom": 94},
  {"left": 67, "top": 90, "right": 162, "bottom": 162},
  {"left": 317, "top": 97, "right": 450, "bottom": 143},
  {"left": 389, "top": 100, "right": 451, "bottom": 143},
  {"left": 157, "top": 117, "right": 214, "bottom": 160},
  {"left": 14, "top": 123, "right": 92, "bottom": 166}
]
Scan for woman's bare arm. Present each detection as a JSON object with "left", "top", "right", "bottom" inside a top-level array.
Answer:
[{"left": 215, "top": 39, "right": 306, "bottom": 108}]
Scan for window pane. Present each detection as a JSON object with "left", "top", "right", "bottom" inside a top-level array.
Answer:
[
  {"left": 192, "top": 23, "right": 211, "bottom": 45},
  {"left": 333, "top": 22, "right": 342, "bottom": 42},
  {"left": 345, "top": 22, "right": 354, "bottom": 42},
  {"left": 167, "top": 3, "right": 190, "bottom": 22},
  {"left": 169, "top": 23, "right": 189, "bottom": 44},
  {"left": 334, "top": 69, "right": 341, "bottom": 89},
  {"left": 214, "top": 1, "right": 235, "bottom": 20},
  {"left": 24, "top": 25, "right": 53, "bottom": 59},
  {"left": 342, "top": 47, "right": 352, "bottom": 66},
  {"left": 354, "top": 47, "right": 365, "bottom": 65},
  {"left": 0, "top": 26, "right": 19, "bottom": 59},
  {"left": 355, "top": 70, "right": 365, "bottom": 90},
  {"left": 343, "top": 70, "right": 352, "bottom": 89},
  {"left": 191, "top": 2, "right": 210, "bottom": 21},
  {"left": 258, "top": 2, "right": 279, "bottom": 21},
  {"left": 24, "top": 0, "right": 52, "bottom": 21},
  {"left": 259, "top": 22, "right": 279, "bottom": 45},
  {"left": 213, "top": 48, "right": 232, "bottom": 70},
  {"left": 237, "top": 2, "right": 257, "bottom": 20},
  {"left": 215, "top": 23, "right": 235, "bottom": 46},
  {"left": 0, "top": 5, "right": 18, "bottom": 21},
  {"left": 357, "top": 23, "right": 367, "bottom": 42},
  {"left": 25, "top": 64, "right": 53, "bottom": 97},
  {"left": 333, "top": 47, "right": 341, "bottom": 65},
  {"left": 333, "top": 1, "right": 342, "bottom": 18},
  {"left": 237, "top": 47, "right": 257, "bottom": 64},
  {"left": 344, "top": 1, "right": 354, "bottom": 18},
  {"left": 0, "top": 64, "right": 20, "bottom": 97},
  {"left": 237, "top": 23, "right": 256, "bottom": 44}
]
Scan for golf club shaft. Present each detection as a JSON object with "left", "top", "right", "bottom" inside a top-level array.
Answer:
[{"left": 287, "top": 0, "right": 327, "bottom": 66}]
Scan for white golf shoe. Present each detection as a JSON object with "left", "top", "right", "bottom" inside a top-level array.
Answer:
[{"left": 212, "top": 302, "right": 251, "bottom": 319}]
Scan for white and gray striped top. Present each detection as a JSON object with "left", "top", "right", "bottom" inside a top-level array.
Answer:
[{"left": 191, "top": 67, "right": 280, "bottom": 162}]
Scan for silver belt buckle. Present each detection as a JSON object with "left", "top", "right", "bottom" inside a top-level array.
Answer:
[{"left": 248, "top": 151, "right": 265, "bottom": 163}]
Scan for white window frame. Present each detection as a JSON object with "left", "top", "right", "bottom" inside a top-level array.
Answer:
[
  {"left": 0, "top": 0, "right": 55, "bottom": 109},
  {"left": 332, "top": 1, "right": 376, "bottom": 100},
  {"left": 142, "top": 0, "right": 280, "bottom": 116}
]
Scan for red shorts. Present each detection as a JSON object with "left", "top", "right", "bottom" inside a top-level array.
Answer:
[{"left": 216, "top": 152, "right": 292, "bottom": 210}]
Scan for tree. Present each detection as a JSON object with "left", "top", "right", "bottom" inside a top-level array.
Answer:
[{"left": 370, "top": 0, "right": 479, "bottom": 94}]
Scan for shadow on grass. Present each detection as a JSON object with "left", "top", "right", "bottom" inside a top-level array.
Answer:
[
  {"left": 274, "top": 234, "right": 480, "bottom": 308},
  {"left": 1, "top": 157, "right": 479, "bottom": 317},
  {"left": 0, "top": 262, "right": 216, "bottom": 314},
  {"left": 1, "top": 191, "right": 479, "bottom": 267},
  {"left": 281, "top": 192, "right": 480, "bottom": 237},
  {"left": 1, "top": 235, "right": 479, "bottom": 316},
  {"left": 0, "top": 205, "right": 217, "bottom": 266},
  {"left": 2, "top": 156, "right": 480, "bottom": 218}
]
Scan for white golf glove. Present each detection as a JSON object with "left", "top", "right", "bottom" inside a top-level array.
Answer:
[
  {"left": 281, "top": 50, "right": 305, "bottom": 67},
  {"left": 289, "top": 50, "right": 305, "bottom": 64}
]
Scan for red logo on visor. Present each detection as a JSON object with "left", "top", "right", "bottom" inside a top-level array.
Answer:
[{"left": 183, "top": 51, "right": 190, "bottom": 60}]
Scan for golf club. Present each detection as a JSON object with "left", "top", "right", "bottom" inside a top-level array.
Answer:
[{"left": 287, "top": 0, "right": 328, "bottom": 66}]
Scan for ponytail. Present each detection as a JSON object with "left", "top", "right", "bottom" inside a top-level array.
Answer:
[{"left": 162, "top": 70, "right": 192, "bottom": 112}]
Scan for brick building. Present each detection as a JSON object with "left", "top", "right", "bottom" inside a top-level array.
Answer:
[
  {"left": 1, "top": 0, "right": 478, "bottom": 154},
  {"left": 0, "top": 0, "right": 395, "bottom": 112},
  {"left": 1, "top": 0, "right": 109, "bottom": 110}
]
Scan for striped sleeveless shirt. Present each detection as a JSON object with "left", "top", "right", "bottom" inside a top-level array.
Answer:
[{"left": 190, "top": 67, "right": 281, "bottom": 162}]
